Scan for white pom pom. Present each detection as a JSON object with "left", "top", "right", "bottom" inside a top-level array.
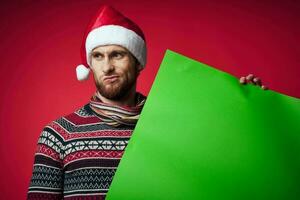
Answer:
[{"left": 76, "top": 64, "right": 90, "bottom": 81}]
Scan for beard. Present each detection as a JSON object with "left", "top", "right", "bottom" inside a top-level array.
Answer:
[{"left": 94, "top": 72, "right": 137, "bottom": 100}]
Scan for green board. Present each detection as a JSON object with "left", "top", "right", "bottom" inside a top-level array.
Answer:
[{"left": 107, "top": 50, "right": 300, "bottom": 200}]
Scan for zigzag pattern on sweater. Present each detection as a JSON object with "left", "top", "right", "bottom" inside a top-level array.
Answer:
[
  {"left": 64, "top": 170, "right": 115, "bottom": 191},
  {"left": 65, "top": 176, "right": 114, "bottom": 185},
  {"left": 28, "top": 103, "right": 136, "bottom": 200},
  {"left": 29, "top": 180, "right": 62, "bottom": 190},
  {"left": 32, "top": 165, "right": 61, "bottom": 175},
  {"left": 64, "top": 182, "right": 112, "bottom": 192},
  {"left": 29, "top": 165, "right": 63, "bottom": 190},
  {"left": 65, "top": 168, "right": 116, "bottom": 176}
]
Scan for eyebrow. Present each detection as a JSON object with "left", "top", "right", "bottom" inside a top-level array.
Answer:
[{"left": 92, "top": 50, "right": 128, "bottom": 56}]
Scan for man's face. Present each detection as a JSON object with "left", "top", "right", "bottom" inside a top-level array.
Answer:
[{"left": 90, "top": 45, "right": 142, "bottom": 100}]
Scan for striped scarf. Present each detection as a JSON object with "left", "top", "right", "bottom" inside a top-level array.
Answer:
[{"left": 89, "top": 91, "right": 146, "bottom": 127}]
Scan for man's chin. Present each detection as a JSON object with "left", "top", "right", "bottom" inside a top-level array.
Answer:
[
  {"left": 104, "top": 84, "right": 121, "bottom": 93},
  {"left": 98, "top": 86, "right": 124, "bottom": 100}
]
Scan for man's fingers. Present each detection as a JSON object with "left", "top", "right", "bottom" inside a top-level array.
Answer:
[
  {"left": 240, "top": 74, "right": 268, "bottom": 90},
  {"left": 261, "top": 85, "right": 268, "bottom": 90},
  {"left": 239, "top": 76, "right": 246, "bottom": 84},
  {"left": 246, "top": 74, "right": 254, "bottom": 81},
  {"left": 253, "top": 77, "right": 262, "bottom": 86},
  {"left": 246, "top": 74, "right": 262, "bottom": 86}
]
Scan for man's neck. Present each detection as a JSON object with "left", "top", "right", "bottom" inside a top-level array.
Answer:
[{"left": 96, "top": 87, "right": 137, "bottom": 107}]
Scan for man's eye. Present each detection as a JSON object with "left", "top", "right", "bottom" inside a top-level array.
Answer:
[
  {"left": 113, "top": 53, "right": 123, "bottom": 59},
  {"left": 93, "top": 53, "right": 102, "bottom": 59}
]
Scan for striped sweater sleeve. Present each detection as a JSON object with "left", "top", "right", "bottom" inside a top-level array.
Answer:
[{"left": 27, "top": 125, "right": 65, "bottom": 200}]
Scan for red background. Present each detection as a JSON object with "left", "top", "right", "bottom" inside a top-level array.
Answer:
[{"left": 0, "top": 0, "right": 299, "bottom": 199}]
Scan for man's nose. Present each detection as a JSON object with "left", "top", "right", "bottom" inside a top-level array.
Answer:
[{"left": 102, "top": 57, "right": 114, "bottom": 74}]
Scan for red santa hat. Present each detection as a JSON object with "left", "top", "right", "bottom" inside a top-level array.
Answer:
[{"left": 76, "top": 5, "right": 147, "bottom": 81}]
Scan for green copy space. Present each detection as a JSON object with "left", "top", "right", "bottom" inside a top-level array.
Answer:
[{"left": 107, "top": 50, "right": 300, "bottom": 200}]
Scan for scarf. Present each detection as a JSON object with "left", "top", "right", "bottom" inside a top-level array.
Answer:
[{"left": 89, "top": 91, "right": 146, "bottom": 127}]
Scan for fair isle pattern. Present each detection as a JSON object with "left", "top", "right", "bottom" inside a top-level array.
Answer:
[{"left": 28, "top": 104, "right": 136, "bottom": 200}]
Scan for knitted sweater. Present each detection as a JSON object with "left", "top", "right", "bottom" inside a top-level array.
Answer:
[{"left": 27, "top": 103, "right": 135, "bottom": 200}]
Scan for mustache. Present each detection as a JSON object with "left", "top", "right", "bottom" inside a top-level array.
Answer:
[{"left": 102, "top": 71, "right": 119, "bottom": 76}]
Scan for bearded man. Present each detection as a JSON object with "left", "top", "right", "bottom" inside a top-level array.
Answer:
[{"left": 27, "top": 5, "right": 147, "bottom": 200}]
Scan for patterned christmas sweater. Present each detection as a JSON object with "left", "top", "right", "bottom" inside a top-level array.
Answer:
[{"left": 27, "top": 104, "right": 135, "bottom": 200}]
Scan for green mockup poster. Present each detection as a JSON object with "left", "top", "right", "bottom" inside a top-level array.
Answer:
[{"left": 106, "top": 50, "right": 300, "bottom": 200}]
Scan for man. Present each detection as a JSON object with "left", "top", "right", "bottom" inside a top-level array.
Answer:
[
  {"left": 27, "top": 5, "right": 267, "bottom": 200},
  {"left": 27, "top": 5, "right": 147, "bottom": 200}
]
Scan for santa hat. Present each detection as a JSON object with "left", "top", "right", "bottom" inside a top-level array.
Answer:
[{"left": 76, "top": 5, "right": 147, "bottom": 81}]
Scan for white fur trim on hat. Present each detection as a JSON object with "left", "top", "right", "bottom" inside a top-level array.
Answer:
[
  {"left": 76, "top": 64, "right": 90, "bottom": 81},
  {"left": 85, "top": 25, "right": 146, "bottom": 67}
]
